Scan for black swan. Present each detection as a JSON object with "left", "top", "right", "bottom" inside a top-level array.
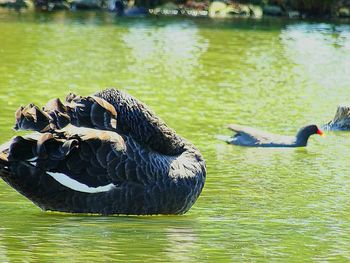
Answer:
[
  {"left": 0, "top": 89, "right": 206, "bottom": 215},
  {"left": 225, "top": 124, "right": 323, "bottom": 147}
]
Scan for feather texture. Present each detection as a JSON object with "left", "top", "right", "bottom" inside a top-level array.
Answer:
[{"left": 0, "top": 89, "right": 206, "bottom": 215}]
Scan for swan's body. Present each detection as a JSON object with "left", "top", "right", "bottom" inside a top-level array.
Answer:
[{"left": 0, "top": 89, "right": 206, "bottom": 215}]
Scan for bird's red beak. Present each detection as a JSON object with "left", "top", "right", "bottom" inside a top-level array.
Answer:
[{"left": 317, "top": 129, "right": 324, "bottom": 136}]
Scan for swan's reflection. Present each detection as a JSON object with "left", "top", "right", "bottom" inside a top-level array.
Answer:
[
  {"left": 0, "top": 229, "right": 9, "bottom": 262},
  {"left": 164, "top": 227, "right": 198, "bottom": 262},
  {"left": 0, "top": 212, "right": 201, "bottom": 261}
]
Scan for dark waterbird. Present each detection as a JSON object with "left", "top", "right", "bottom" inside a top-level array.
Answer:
[
  {"left": 224, "top": 124, "right": 324, "bottom": 147},
  {"left": 0, "top": 89, "right": 206, "bottom": 215},
  {"left": 322, "top": 105, "right": 350, "bottom": 131}
]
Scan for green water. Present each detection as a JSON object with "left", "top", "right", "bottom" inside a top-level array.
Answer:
[{"left": 1, "top": 9, "right": 350, "bottom": 262}]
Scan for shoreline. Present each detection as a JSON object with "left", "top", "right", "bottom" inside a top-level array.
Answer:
[{"left": 1, "top": 0, "right": 350, "bottom": 20}]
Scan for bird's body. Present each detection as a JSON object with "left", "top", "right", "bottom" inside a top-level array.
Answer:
[
  {"left": 322, "top": 105, "right": 350, "bottom": 131},
  {"left": 0, "top": 89, "right": 206, "bottom": 215},
  {"left": 226, "top": 124, "right": 323, "bottom": 147}
]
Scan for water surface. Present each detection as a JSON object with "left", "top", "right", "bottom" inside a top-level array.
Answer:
[{"left": 1, "top": 10, "right": 350, "bottom": 261}]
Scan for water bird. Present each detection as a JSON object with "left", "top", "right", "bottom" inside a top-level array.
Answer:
[
  {"left": 224, "top": 124, "right": 323, "bottom": 147},
  {"left": 0, "top": 89, "right": 206, "bottom": 215},
  {"left": 322, "top": 105, "right": 350, "bottom": 131}
]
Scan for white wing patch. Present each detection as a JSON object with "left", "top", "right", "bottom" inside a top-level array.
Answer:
[
  {"left": 47, "top": 172, "right": 115, "bottom": 193},
  {"left": 0, "top": 141, "right": 12, "bottom": 153}
]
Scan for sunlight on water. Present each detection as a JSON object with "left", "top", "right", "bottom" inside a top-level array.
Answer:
[
  {"left": 122, "top": 21, "right": 208, "bottom": 82},
  {"left": 281, "top": 23, "right": 350, "bottom": 90},
  {"left": 1, "top": 10, "right": 350, "bottom": 261}
]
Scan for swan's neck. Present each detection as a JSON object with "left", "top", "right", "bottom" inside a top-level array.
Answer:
[{"left": 95, "top": 89, "right": 188, "bottom": 155}]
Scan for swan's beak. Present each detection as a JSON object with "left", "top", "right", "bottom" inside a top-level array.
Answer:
[{"left": 317, "top": 129, "right": 324, "bottom": 136}]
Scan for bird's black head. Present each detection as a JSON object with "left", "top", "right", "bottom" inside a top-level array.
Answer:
[{"left": 296, "top": 125, "right": 324, "bottom": 146}]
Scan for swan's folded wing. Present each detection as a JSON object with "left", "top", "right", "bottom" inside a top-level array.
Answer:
[
  {"left": 58, "top": 127, "right": 152, "bottom": 189},
  {"left": 2, "top": 127, "right": 131, "bottom": 194},
  {"left": 52, "top": 127, "right": 129, "bottom": 190},
  {"left": 14, "top": 95, "right": 118, "bottom": 133}
]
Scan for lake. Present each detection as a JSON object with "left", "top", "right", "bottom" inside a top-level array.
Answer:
[{"left": 1, "top": 9, "right": 350, "bottom": 261}]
